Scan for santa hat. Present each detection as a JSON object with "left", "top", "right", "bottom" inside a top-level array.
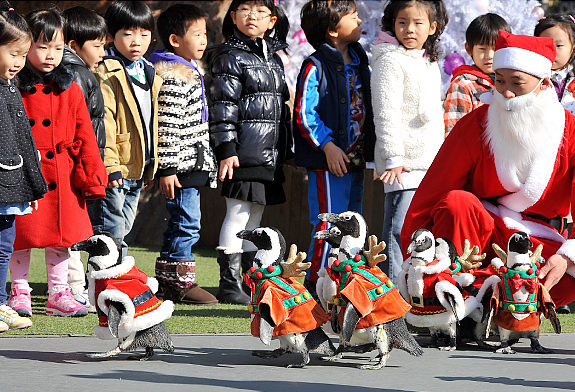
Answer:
[{"left": 492, "top": 30, "right": 556, "bottom": 79}]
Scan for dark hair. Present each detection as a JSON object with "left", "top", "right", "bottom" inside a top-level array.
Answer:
[
  {"left": 62, "top": 6, "right": 106, "bottom": 47},
  {"left": 26, "top": 8, "right": 63, "bottom": 43},
  {"left": 466, "top": 13, "right": 511, "bottom": 49},
  {"left": 300, "top": 0, "right": 356, "bottom": 50},
  {"left": 105, "top": 1, "right": 154, "bottom": 38},
  {"left": 0, "top": 1, "right": 30, "bottom": 45},
  {"left": 222, "top": 0, "right": 285, "bottom": 40},
  {"left": 157, "top": 3, "right": 206, "bottom": 52},
  {"left": 381, "top": 0, "right": 449, "bottom": 62},
  {"left": 534, "top": 14, "right": 575, "bottom": 67}
]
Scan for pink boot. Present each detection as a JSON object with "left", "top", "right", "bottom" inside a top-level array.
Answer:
[
  {"left": 46, "top": 286, "right": 88, "bottom": 317},
  {"left": 8, "top": 286, "right": 32, "bottom": 317}
]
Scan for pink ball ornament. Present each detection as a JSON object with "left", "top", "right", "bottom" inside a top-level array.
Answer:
[
  {"left": 443, "top": 52, "right": 465, "bottom": 75},
  {"left": 531, "top": 6, "right": 545, "bottom": 21},
  {"left": 473, "top": 0, "right": 490, "bottom": 13}
]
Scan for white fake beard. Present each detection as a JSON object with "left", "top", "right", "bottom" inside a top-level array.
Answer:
[{"left": 485, "top": 87, "right": 564, "bottom": 184}]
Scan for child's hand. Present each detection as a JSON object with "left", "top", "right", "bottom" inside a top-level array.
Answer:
[
  {"left": 107, "top": 178, "right": 123, "bottom": 188},
  {"left": 159, "top": 175, "right": 181, "bottom": 200},
  {"left": 30, "top": 200, "right": 38, "bottom": 210},
  {"left": 323, "top": 141, "right": 349, "bottom": 177},
  {"left": 379, "top": 166, "right": 411, "bottom": 185},
  {"left": 219, "top": 156, "right": 239, "bottom": 181},
  {"left": 143, "top": 179, "right": 155, "bottom": 191}
]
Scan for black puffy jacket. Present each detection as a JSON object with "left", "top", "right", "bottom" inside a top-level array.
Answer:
[
  {"left": 61, "top": 46, "right": 105, "bottom": 160},
  {"left": 208, "top": 31, "right": 291, "bottom": 182}
]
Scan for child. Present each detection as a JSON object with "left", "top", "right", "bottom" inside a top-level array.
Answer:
[
  {"left": 372, "top": 0, "right": 448, "bottom": 284},
  {"left": 293, "top": 0, "right": 375, "bottom": 295},
  {"left": 61, "top": 5, "right": 107, "bottom": 311},
  {"left": 149, "top": 4, "right": 218, "bottom": 306},
  {"left": 535, "top": 15, "right": 575, "bottom": 114},
  {"left": 8, "top": 8, "right": 107, "bottom": 317},
  {"left": 93, "top": 1, "right": 162, "bottom": 260},
  {"left": 209, "top": 0, "right": 291, "bottom": 305},
  {"left": 0, "top": 2, "right": 47, "bottom": 330},
  {"left": 444, "top": 13, "right": 511, "bottom": 136}
]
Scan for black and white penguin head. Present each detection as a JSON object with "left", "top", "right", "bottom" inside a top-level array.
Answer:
[
  {"left": 237, "top": 227, "right": 286, "bottom": 268},
  {"left": 407, "top": 229, "right": 436, "bottom": 266},
  {"left": 506, "top": 231, "right": 532, "bottom": 269},
  {"left": 313, "top": 225, "right": 343, "bottom": 248},
  {"left": 71, "top": 235, "right": 121, "bottom": 271},
  {"left": 318, "top": 211, "right": 367, "bottom": 256}
]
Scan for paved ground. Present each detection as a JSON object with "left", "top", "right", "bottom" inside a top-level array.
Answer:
[{"left": 0, "top": 333, "right": 574, "bottom": 392}]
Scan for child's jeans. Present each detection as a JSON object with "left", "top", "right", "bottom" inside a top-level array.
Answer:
[
  {"left": 88, "top": 178, "right": 142, "bottom": 259},
  {"left": 0, "top": 215, "right": 15, "bottom": 305},
  {"left": 161, "top": 186, "right": 201, "bottom": 260},
  {"left": 382, "top": 189, "right": 416, "bottom": 284},
  {"left": 305, "top": 170, "right": 364, "bottom": 282}
]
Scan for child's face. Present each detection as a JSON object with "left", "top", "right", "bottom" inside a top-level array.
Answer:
[
  {"left": 70, "top": 37, "right": 106, "bottom": 71},
  {"left": 538, "top": 25, "right": 573, "bottom": 71},
  {"left": 0, "top": 38, "right": 30, "bottom": 81},
  {"left": 394, "top": 4, "right": 437, "bottom": 51},
  {"left": 332, "top": 9, "right": 363, "bottom": 45},
  {"left": 466, "top": 43, "right": 495, "bottom": 74},
  {"left": 113, "top": 27, "right": 152, "bottom": 62},
  {"left": 171, "top": 18, "right": 207, "bottom": 62},
  {"left": 231, "top": 2, "right": 277, "bottom": 39},
  {"left": 27, "top": 30, "right": 65, "bottom": 74}
]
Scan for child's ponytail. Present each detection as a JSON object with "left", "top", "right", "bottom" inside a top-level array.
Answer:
[{"left": 0, "top": 1, "right": 31, "bottom": 45}]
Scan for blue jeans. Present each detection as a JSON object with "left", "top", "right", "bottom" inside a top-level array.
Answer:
[
  {"left": 161, "top": 187, "right": 201, "bottom": 260},
  {"left": 0, "top": 215, "right": 15, "bottom": 305},
  {"left": 382, "top": 189, "right": 415, "bottom": 284},
  {"left": 88, "top": 179, "right": 142, "bottom": 259}
]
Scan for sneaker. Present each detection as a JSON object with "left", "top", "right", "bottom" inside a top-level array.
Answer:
[
  {"left": 70, "top": 286, "right": 96, "bottom": 313},
  {"left": 0, "top": 304, "right": 32, "bottom": 329},
  {"left": 0, "top": 320, "right": 8, "bottom": 332},
  {"left": 8, "top": 287, "right": 32, "bottom": 317},
  {"left": 46, "top": 286, "right": 88, "bottom": 317}
]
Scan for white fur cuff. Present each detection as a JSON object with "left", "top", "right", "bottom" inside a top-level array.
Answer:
[{"left": 556, "top": 239, "right": 575, "bottom": 265}]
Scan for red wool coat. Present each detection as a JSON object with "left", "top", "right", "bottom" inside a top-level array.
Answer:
[{"left": 14, "top": 66, "right": 107, "bottom": 249}]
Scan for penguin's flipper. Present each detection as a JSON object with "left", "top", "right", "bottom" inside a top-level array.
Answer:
[
  {"left": 341, "top": 304, "right": 361, "bottom": 343},
  {"left": 331, "top": 305, "right": 341, "bottom": 334},
  {"left": 444, "top": 293, "right": 460, "bottom": 325},
  {"left": 546, "top": 304, "right": 561, "bottom": 334},
  {"left": 107, "top": 301, "right": 126, "bottom": 338},
  {"left": 259, "top": 304, "right": 275, "bottom": 345}
]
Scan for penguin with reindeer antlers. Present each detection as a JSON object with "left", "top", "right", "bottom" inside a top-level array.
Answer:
[
  {"left": 238, "top": 227, "right": 335, "bottom": 368},
  {"left": 317, "top": 211, "right": 423, "bottom": 370}
]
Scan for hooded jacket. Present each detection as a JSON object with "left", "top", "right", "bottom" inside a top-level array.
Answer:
[
  {"left": 208, "top": 30, "right": 292, "bottom": 181},
  {"left": 61, "top": 46, "right": 105, "bottom": 159}
]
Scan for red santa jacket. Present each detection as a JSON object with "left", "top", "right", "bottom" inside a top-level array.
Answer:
[
  {"left": 14, "top": 65, "right": 107, "bottom": 249},
  {"left": 328, "top": 254, "right": 411, "bottom": 330},
  {"left": 402, "top": 103, "right": 575, "bottom": 264},
  {"left": 244, "top": 265, "right": 329, "bottom": 337},
  {"left": 88, "top": 255, "right": 174, "bottom": 340}
]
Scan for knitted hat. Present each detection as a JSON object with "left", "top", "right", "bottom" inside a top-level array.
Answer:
[{"left": 492, "top": 29, "right": 556, "bottom": 79}]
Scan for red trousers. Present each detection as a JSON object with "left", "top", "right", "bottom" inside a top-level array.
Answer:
[{"left": 429, "top": 190, "right": 575, "bottom": 306}]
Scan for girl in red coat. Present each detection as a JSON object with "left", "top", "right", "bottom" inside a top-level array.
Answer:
[{"left": 8, "top": 9, "right": 107, "bottom": 317}]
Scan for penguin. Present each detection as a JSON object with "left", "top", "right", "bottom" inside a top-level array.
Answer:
[
  {"left": 71, "top": 235, "right": 175, "bottom": 360},
  {"left": 318, "top": 212, "right": 422, "bottom": 370},
  {"left": 313, "top": 226, "right": 342, "bottom": 313},
  {"left": 237, "top": 227, "right": 335, "bottom": 368},
  {"left": 397, "top": 229, "right": 484, "bottom": 351},
  {"left": 488, "top": 231, "right": 561, "bottom": 354}
]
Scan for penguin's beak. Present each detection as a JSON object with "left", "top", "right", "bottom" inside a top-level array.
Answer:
[
  {"left": 318, "top": 212, "right": 341, "bottom": 224},
  {"left": 236, "top": 230, "right": 253, "bottom": 240},
  {"left": 71, "top": 238, "right": 90, "bottom": 252},
  {"left": 407, "top": 241, "right": 414, "bottom": 254}
]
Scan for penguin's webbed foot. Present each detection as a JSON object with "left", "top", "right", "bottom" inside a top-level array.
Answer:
[
  {"left": 252, "top": 348, "right": 287, "bottom": 358},
  {"left": 359, "top": 352, "right": 389, "bottom": 370},
  {"left": 128, "top": 347, "right": 155, "bottom": 361},
  {"left": 86, "top": 347, "right": 122, "bottom": 359},
  {"left": 286, "top": 351, "right": 310, "bottom": 368},
  {"left": 495, "top": 346, "right": 516, "bottom": 354},
  {"left": 439, "top": 345, "right": 456, "bottom": 351},
  {"left": 530, "top": 339, "right": 553, "bottom": 354}
]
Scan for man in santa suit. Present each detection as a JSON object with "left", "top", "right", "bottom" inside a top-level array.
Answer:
[{"left": 401, "top": 30, "right": 575, "bottom": 307}]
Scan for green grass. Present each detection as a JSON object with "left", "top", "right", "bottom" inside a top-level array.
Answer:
[
  {"left": 3, "top": 246, "right": 575, "bottom": 335},
  {"left": 4, "top": 246, "right": 251, "bottom": 335}
]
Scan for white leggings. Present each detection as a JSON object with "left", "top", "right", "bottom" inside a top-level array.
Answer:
[{"left": 218, "top": 198, "right": 265, "bottom": 252}]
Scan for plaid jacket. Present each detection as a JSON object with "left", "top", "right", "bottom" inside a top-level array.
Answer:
[{"left": 444, "top": 65, "right": 494, "bottom": 136}]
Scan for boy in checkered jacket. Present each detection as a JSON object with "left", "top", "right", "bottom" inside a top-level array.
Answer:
[{"left": 443, "top": 13, "right": 511, "bottom": 136}]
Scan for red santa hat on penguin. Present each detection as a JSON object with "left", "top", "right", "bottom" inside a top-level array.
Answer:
[{"left": 492, "top": 29, "right": 556, "bottom": 78}]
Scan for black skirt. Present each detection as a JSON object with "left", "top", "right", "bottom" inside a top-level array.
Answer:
[{"left": 221, "top": 179, "right": 285, "bottom": 206}]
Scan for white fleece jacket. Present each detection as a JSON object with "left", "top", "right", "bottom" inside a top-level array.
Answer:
[{"left": 371, "top": 43, "right": 444, "bottom": 176}]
